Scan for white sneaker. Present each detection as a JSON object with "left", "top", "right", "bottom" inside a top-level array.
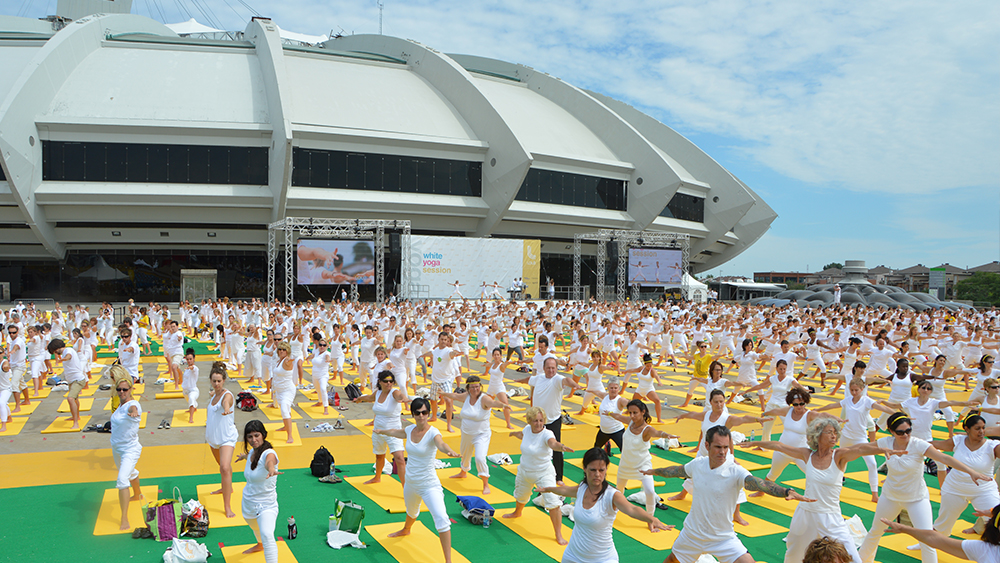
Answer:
[{"left": 906, "top": 544, "right": 920, "bottom": 551}]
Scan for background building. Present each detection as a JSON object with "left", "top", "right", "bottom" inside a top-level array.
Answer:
[{"left": 0, "top": 3, "right": 776, "bottom": 300}]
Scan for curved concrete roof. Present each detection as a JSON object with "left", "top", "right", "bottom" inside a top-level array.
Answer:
[{"left": 0, "top": 13, "right": 776, "bottom": 271}]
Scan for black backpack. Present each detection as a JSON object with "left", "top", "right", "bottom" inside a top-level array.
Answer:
[
  {"left": 311, "top": 446, "right": 335, "bottom": 477},
  {"left": 236, "top": 391, "right": 258, "bottom": 412},
  {"left": 344, "top": 383, "right": 362, "bottom": 401}
]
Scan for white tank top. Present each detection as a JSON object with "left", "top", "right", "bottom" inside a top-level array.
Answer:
[
  {"left": 599, "top": 395, "right": 624, "bottom": 434},
  {"left": 372, "top": 389, "right": 402, "bottom": 431},
  {"left": 942, "top": 435, "right": 1000, "bottom": 495},
  {"left": 697, "top": 411, "right": 730, "bottom": 457},
  {"left": 779, "top": 410, "right": 809, "bottom": 447},
  {"left": 888, "top": 372, "right": 913, "bottom": 402},
  {"left": 617, "top": 423, "right": 652, "bottom": 478},
  {"left": 801, "top": 453, "right": 844, "bottom": 513},
  {"left": 205, "top": 389, "right": 239, "bottom": 445},
  {"left": 586, "top": 366, "right": 605, "bottom": 393},
  {"left": 486, "top": 362, "right": 507, "bottom": 395},
  {"left": 460, "top": 394, "right": 491, "bottom": 435},
  {"left": 767, "top": 375, "right": 795, "bottom": 408},
  {"left": 271, "top": 359, "right": 295, "bottom": 390}
]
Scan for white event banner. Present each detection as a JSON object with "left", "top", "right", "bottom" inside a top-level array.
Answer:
[{"left": 407, "top": 235, "right": 540, "bottom": 299}]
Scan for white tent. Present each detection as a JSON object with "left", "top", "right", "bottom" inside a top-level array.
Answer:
[
  {"left": 275, "top": 25, "right": 328, "bottom": 45},
  {"left": 77, "top": 256, "right": 128, "bottom": 281},
  {"left": 684, "top": 273, "right": 708, "bottom": 303},
  {"left": 165, "top": 18, "right": 225, "bottom": 35}
]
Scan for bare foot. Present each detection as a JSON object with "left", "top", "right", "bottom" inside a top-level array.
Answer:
[
  {"left": 555, "top": 535, "right": 568, "bottom": 546},
  {"left": 267, "top": 403, "right": 279, "bottom": 408},
  {"left": 286, "top": 437, "right": 294, "bottom": 444},
  {"left": 323, "top": 408, "right": 329, "bottom": 415},
  {"left": 364, "top": 421, "right": 374, "bottom": 427},
  {"left": 450, "top": 471, "right": 467, "bottom": 479},
  {"left": 364, "top": 476, "right": 382, "bottom": 485},
  {"left": 667, "top": 492, "right": 686, "bottom": 501},
  {"left": 225, "top": 508, "right": 236, "bottom": 518},
  {"left": 428, "top": 416, "right": 438, "bottom": 422},
  {"left": 962, "top": 526, "right": 977, "bottom": 534},
  {"left": 502, "top": 511, "right": 521, "bottom": 519},
  {"left": 312, "top": 401, "right": 322, "bottom": 407},
  {"left": 188, "top": 416, "right": 194, "bottom": 423},
  {"left": 483, "top": 485, "right": 491, "bottom": 495},
  {"left": 210, "top": 488, "right": 223, "bottom": 495},
  {"left": 387, "top": 528, "right": 411, "bottom": 538},
  {"left": 129, "top": 493, "right": 144, "bottom": 501},
  {"left": 734, "top": 514, "right": 750, "bottom": 526},
  {"left": 243, "top": 543, "right": 263, "bottom": 554},
  {"left": 870, "top": 492, "right": 879, "bottom": 503},
  {"left": 71, "top": 424, "right": 80, "bottom": 430},
  {"left": 119, "top": 521, "right": 130, "bottom": 531}
]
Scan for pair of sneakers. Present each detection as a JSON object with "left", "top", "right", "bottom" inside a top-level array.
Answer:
[{"left": 157, "top": 419, "right": 172, "bottom": 429}]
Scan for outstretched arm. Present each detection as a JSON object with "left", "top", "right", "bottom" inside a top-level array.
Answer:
[
  {"left": 611, "top": 490, "right": 674, "bottom": 531},
  {"left": 738, "top": 440, "right": 810, "bottom": 462},
  {"left": 744, "top": 476, "right": 814, "bottom": 502},
  {"left": 878, "top": 519, "right": 969, "bottom": 560},
  {"left": 643, "top": 465, "right": 688, "bottom": 479}
]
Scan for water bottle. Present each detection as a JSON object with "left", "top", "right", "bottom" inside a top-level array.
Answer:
[
  {"left": 750, "top": 429, "right": 756, "bottom": 442},
  {"left": 329, "top": 514, "right": 337, "bottom": 531},
  {"left": 287, "top": 516, "right": 297, "bottom": 539},
  {"left": 483, "top": 513, "right": 491, "bottom": 529},
  {"left": 330, "top": 461, "right": 336, "bottom": 475}
]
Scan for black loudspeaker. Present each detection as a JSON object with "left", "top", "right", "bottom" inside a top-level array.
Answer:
[{"left": 388, "top": 232, "right": 401, "bottom": 269}]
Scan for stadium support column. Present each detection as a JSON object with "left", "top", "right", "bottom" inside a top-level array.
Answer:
[
  {"left": 247, "top": 17, "right": 294, "bottom": 222},
  {"left": 376, "top": 224, "right": 385, "bottom": 304},
  {"left": 284, "top": 225, "right": 293, "bottom": 303},
  {"left": 572, "top": 235, "right": 582, "bottom": 301},
  {"left": 267, "top": 224, "right": 277, "bottom": 302},
  {"left": 597, "top": 241, "right": 607, "bottom": 302}
]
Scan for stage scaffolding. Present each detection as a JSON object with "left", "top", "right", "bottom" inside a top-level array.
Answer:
[
  {"left": 267, "top": 218, "right": 411, "bottom": 304},
  {"left": 572, "top": 230, "right": 690, "bottom": 302}
]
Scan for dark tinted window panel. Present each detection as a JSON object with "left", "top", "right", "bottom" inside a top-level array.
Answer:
[
  {"left": 346, "top": 153, "right": 366, "bottom": 189},
  {"left": 208, "top": 146, "right": 229, "bottom": 185},
  {"left": 40, "top": 141, "right": 267, "bottom": 184},
  {"left": 468, "top": 162, "right": 482, "bottom": 196},
  {"left": 328, "top": 151, "right": 347, "bottom": 188},
  {"left": 659, "top": 193, "right": 705, "bottom": 223},
  {"left": 415, "top": 159, "right": 434, "bottom": 193},
  {"left": 365, "top": 154, "right": 383, "bottom": 190},
  {"left": 399, "top": 157, "right": 418, "bottom": 193},
  {"left": 291, "top": 148, "right": 309, "bottom": 187},
  {"left": 308, "top": 150, "right": 329, "bottom": 188},
  {"left": 383, "top": 157, "right": 400, "bottom": 192},
  {"left": 230, "top": 147, "right": 251, "bottom": 185},
  {"left": 514, "top": 168, "right": 625, "bottom": 211}
]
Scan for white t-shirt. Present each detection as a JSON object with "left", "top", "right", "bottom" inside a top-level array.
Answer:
[
  {"left": 682, "top": 456, "right": 751, "bottom": 542},
  {"left": 110, "top": 399, "right": 142, "bottom": 450},
  {"left": 529, "top": 373, "right": 565, "bottom": 423},
  {"left": 60, "top": 347, "right": 85, "bottom": 383},
  {"left": 878, "top": 436, "right": 930, "bottom": 502},
  {"left": 519, "top": 426, "right": 555, "bottom": 473},
  {"left": 963, "top": 540, "right": 1000, "bottom": 563}
]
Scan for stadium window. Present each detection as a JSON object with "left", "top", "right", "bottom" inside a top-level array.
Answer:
[
  {"left": 514, "top": 168, "right": 627, "bottom": 211},
  {"left": 658, "top": 192, "right": 705, "bottom": 223},
  {"left": 41, "top": 141, "right": 269, "bottom": 185},
  {"left": 291, "top": 148, "right": 482, "bottom": 197}
]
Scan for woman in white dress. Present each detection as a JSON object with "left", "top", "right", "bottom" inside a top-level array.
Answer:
[
  {"left": 355, "top": 370, "right": 408, "bottom": 484},
  {"left": 205, "top": 362, "right": 239, "bottom": 518},
  {"left": 503, "top": 406, "right": 575, "bottom": 545},
  {"left": 111, "top": 378, "right": 143, "bottom": 531},
  {"left": 374, "top": 398, "right": 459, "bottom": 563},
  {"left": 816, "top": 368, "right": 882, "bottom": 502},
  {"left": 603, "top": 399, "right": 678, "bottom": 527},
  {"left": 859, "top": 412, "right": 992, "bottom": 563},
  {"left": 236, "top": 420, "right": 280, "bottom": 563},
  {"left": 537, "top": 447, "right": 673, "bottom": 563},
  {"left": 740, "top": 417, "right": 904, "bottom": 563}
]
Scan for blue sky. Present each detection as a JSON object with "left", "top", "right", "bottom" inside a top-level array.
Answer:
[{"left": 7, "top": 0, "right": 999, "bottom": 276}]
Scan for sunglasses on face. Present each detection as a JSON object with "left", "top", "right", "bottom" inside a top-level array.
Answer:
[
  {"left": 791, "top": 402, "right": 805, "bottom": 407},
  {"left": 381, "top": 378, "right": 395, "bottom": 384},
  {"left": 894, "top": 427, "right": 912, "bottom": 436},
  {"left": 413, "top": 410, "right": 429, "bottom": 416},
  {"left": 116, "top": 387, "right": 130, "bottom": 392},
  {"left": 991, "top": 386, "right": 1000, "bottom": 390}
]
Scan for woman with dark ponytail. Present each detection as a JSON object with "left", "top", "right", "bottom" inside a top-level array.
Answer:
[
  {"left": 537, "top": 447, "right": 671, "bottom": 563},
  {"left": 236, "top": 420, "right": 280, "bottom": 563}
]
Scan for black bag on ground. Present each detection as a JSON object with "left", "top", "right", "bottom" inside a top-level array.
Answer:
[
  {"left": 236, "top": 392, "right": 258, "bottom": 412},
  {"left": 344, "top": 383, "right": 362, "bottom": 401},
  {"left": 311, "top": 446, "right": 335, "bottom": 477}
]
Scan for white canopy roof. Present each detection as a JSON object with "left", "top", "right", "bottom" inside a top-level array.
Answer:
[
  {"left": 275, "top": 25, "right": 328, "bottom": 45},
  {"left": 165, "top": 18, "right": 224, "bottom": 35}
]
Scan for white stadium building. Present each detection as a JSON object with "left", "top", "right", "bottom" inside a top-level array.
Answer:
[{"left": 0, "top": 1, "right": 776, "bottom": 300}]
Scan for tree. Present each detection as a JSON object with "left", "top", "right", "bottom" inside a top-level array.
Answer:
[
  {"left": 823, "top": 262, "right": 844, "bottom": 271},
  {"left": 955, "top": 272, "right": 1000, "bottom": 306}
]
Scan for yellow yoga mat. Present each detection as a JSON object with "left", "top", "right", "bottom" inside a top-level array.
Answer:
[
  {"left": 295, "top": 402, "right": 342, "bottom": 419},
  {"left": 494, "top": 505, "right": 572, "bottom": 561},
  {"left": 261, "top": 404, "right": 304, "bottom": 421},
  {"left": 612, "top": 510, "right": 680, "bottom": 550},
  {"left": 347, "top": 418, "right": 376, "bottom": 437},
  {"left": 8, "top": 401, "right": 40, "bottom": 416},
  {"left": 220, "top": 542, "right": 298, "bottom": 563},
  {"left": 57, "top": 398, "right": 95, "bottom": 412},
  {"left": 435, "top": 467, "right": 517, "bottom": 504},
  {"left": 171, "top": 408, "right": 208, "bottom": 428},
  {"left": 80, "top": 384, "right": 100, "bottom": 397},
  {"left": 163, "top": 382, "right": 182, "bottom": 393},
  {"left": 41, "top": 415, "right": 91, "bottom": 433},
  {"left": 345, "top": 475, "right": 409, "bottom": 513},
  {"left": 0, "top": 417, "right": 29, "bottom": 436},
  {"left": 27, "top": 387, "right": 52, "bottom": 399},
  {"left": 366, "top": 522, "right": 471, "bottom": 563},
  {"left": 93, "top": 485, "right": 159, "bottom": 535},
  {"left": 196, "top": 482, "right": 247, "bottom": 527},
  {"left": 876, "top": 526, "right": 969, "bottom": 563},
  {"left": 564, "top": 458, "right": 665, "bottom": 487},
  {"left": 155, "top": 392, "right": 185, "bottom": 400},
  {"left": 498, "top": 464, "right": 577, "bottom": 487},
  {"left": 264, "top": 422, "right": 302, "bottom": 447}
]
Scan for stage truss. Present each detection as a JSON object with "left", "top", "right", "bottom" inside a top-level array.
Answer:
[
  {"left": 573, "top": 230, "right": 690, "bottom": 302},
  {"left": 267, "top": 218, "right": 411, "bottom": 304}
]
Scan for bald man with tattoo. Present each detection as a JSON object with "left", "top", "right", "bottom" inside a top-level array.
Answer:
[{"left": 643, "top": 425, "right": 814, "bottom": 563}]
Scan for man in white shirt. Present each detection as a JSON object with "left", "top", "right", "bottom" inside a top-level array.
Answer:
[
  {"left": 518, "top": 356, "right": 581, "bottom": 483},
  {"left": 49, "top": 338, "right": 85, "bottom": 429},
  {"left": 7, "top": 325, "right": 28, "bottom": 409},
  {"left": 162, "top": 321, "right": 185, "bottom": 386},
  {"left": 646, "top": 425, "right": 813, "bottom": 563}
]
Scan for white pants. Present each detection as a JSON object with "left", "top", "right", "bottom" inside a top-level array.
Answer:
[
  {"left": 0, "top": 388, "right": 9, "bottom": 421},
  {"left": 841, "top": 434, "right": 879, "bottom": 492},
  {"left": 247, "top": 507, "right": 279, "bottom": 563},
  {"left": 859, "top": 497, "right": 935, "bottom": 563},
  {"left": 800, "top": 355, "right": 826, "bottom": 374},
  {"left": 184, "top": 388, "right": 200, "bottom": 409},
  {"left": 113, "top": 445, "right": 142, "bottom": 489},
  {"left": 29, "top": 358, "right": 45, "bottom": 380},
  {"left": 246, "top": 350, "right": 262, "bottom": 380},
  {"left": 933, "top": 487, "right": 1000, "bottom": 536},
  {"left": 11, "top": 364, "right": 26, "bottom": 392},
  {"left": 312, "top": 372, "right": 329, "bottom": 408},
  {"left": 459, "top": 431, "right": 491, "bottom": 477},
  {"left": 404, "top": 482, "right": 450, "bottom": 532},
  {"left": 766, "top": 451, "right": 807, "bottom": 482},
  {"left": 619, "top": 474, "right": 657, "bottom": 513},
  {"left": 274, "top": 385, "right": 295, "bottom": 419},
  {"left": 785, "top": 507, "right": 862, "bottom": 563}
]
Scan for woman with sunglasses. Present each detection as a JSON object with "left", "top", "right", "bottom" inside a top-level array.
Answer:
[
  {"left": 913, "top": 354, "right": 969, "bottom": 437},
  {"left": 859, "top": 412, "right": 992, "bottom": 563},
  {"left": 374, "top": 398, "right": 459, "bottom": 562},
  {"left": 440, "top": 375, "right": 505, "bottom": 494},
  {"left": 750, "top": 388, "right": 842, "bottom": 497},
  {"left": 356, "top": 370, "right": 409, "bottom": 484},
  {"left": 745, "top": 359, "right": 808, "bottom": 441},
  {"left": 110, "top": 377, "right": 144, "bottom": 530},
  {"left": 504, "top": 406, "right": 575, "bottom": 545},
  {"left": 874, "top": 379, "right": 980, "bottom": 488},
  {"left": 963, "top": 355, "right": 1000, "bottom": 405}
]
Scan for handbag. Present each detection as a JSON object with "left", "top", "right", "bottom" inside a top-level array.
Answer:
[
  {"left": 164, "top": 538, "right": 209, "bottom": 563},
  {"left": 145, "top": 487, "right": 184, "bottom": 542},
  {"left": 332, "top": 499, "right": 365, "bottom": 534}
]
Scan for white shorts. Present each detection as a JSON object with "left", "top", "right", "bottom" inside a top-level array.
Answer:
[
  {"left": 331, "top": 356, "right": 345, "bottom": 372},
  {"left": 170, "top": 354, "right": 184, "bottom": 369},
  {"left": 207, "top": 439, "right": 238, "bottom": 450},
  {"left": 513, "top": 466, "right": 561, "bottom": 509},
  {"left": 373, "top": 432, "right": 404, "bottom": 455},
  {"left": 113, "top": 445, "right": 142, "bottom": 489},
  {"left": 669, "top": 529, "right": 748, "bottom": 563}
]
